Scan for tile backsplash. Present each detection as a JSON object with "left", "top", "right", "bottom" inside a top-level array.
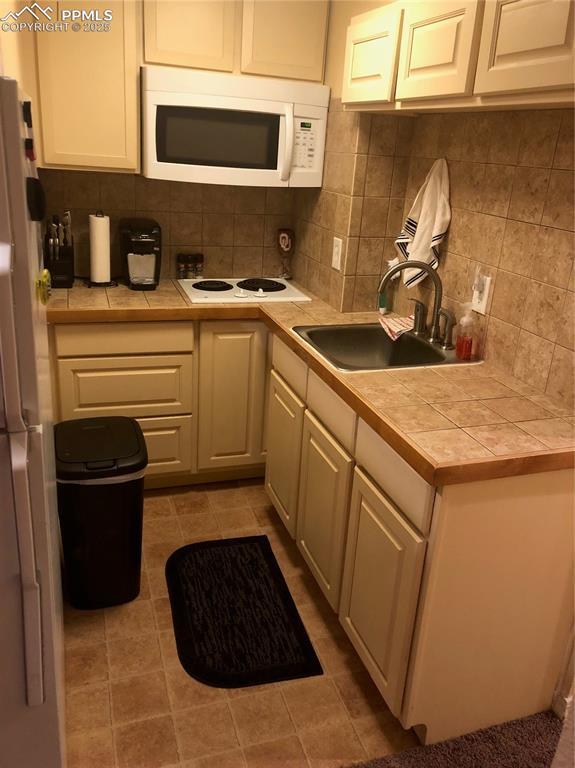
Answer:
[
  {"left": 292, "top": 103, "right": 574, "bottom": 409},
  {"left": 39, "top": 103, "right": 574, "bottom": 409},
  {"left": 38, "top": 169, "right": 294, "bottom": 280}
]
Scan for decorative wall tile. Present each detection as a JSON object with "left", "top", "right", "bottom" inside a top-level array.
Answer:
[
  {"left": 170, "top": 213, "right": 202, "bottom": 245},
  {"left": 232, "top": 246, "right": 263, "bottom": 277},
  {"left": 490, "top": 270, "right": 528, "bottom": 325},
  {"left": 203, "top": 213, "right": 234, "bottom": 246},
  {"left": 169, "top": 181, "right": 202, "bottom": 212},
  {"left": 369, "top": 115, "right": 398, "bottom": 156},
  {"left": 521, "top": 281, "right": 566, "bottom": 342},
  {"left": 553, "top": 110, "right": 574, "bottom": 170},
  {"left": 541, "top": 170, "right": 575, "bottom": 231},
  {"left": 517, "top": 110, "right": 561, "bottom": 168},
  {"left": 481, "top": 164, "right": 514, "bottom": 217},
  {"left": 356, "top": 238, "right": 384, "bottom": 275},
  {"left": 135, "top": 176, "right": 170, "bottom": 211},
  {"left": 99, "top": 173, "right": 135, "bottom": 210},
  {"left": 508, "top": 166, "right": 550, "bottom": 224},
  {"left": 487, "top": 112, "right": 523, "bottom": 165},
  {"left": 233, "top": 214, "right": 265, "bottom": 246},
  {"left": 235, "top": 187, "right": 266, "bottom": 214},
  {"left": 201, "top": 184, "right": 236, "bottom": 213},
  {"left": 513, "top": 330, "right": 555, "bottom": 391},
  {"left": 365, "top": 156, "right": 394, "bottom": 197},
  {"left": 360, "top": 197, "right": 390, "bottom": 238},
  {"left": 532, "top": 226, "right": 574, "bottom": 287},
  {"left": 556, "top": 291, "right": 574, "bottom": 351},
  {"left": 499, "top": 219, "right": 540, "bottom": 276},
  {"left": 546, "top": 345, "right": 575, "bottom": 407}
]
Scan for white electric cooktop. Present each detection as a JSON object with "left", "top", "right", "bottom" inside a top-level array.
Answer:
[{"left": 178, "top": 277, "right": 311, "bottom": 304}]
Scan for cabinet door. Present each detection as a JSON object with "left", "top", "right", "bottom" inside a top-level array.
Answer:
[
  {"left": 36, "top": 1, "right": 138, "bottom": 169},
  {"left": 395, "top": 0, "right": 483, "bottom": 100},
  {"left": 144, "top": 0, "right": 237, "bottom": 71},
  {"left": 137, "top": 415, "right": 193, "bottom": 476},
  {"left": 339, "top": 468, "right": 426, "bottom": 716},
  {"left": 197, "top": 321, "right": 267, "bottom": 470},
  {"left": 265, "top": 370, "right": 305, "bottom": 538},
  {"left": 341, "top": 5, "right": 403, "bottom": 104},
  {"left": 241, "top": 0, "right": 328, "bottom": 81},
  {"left": 296, "top": 411, "right": 353, "bottom": 610},
  {"left": 474, "top": 0, "right": 575, "bottom": 94}
]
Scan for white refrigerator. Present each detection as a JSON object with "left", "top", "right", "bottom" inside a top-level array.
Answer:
[{"left": 0, "top": 76, "right": 65, "bottom": 767}]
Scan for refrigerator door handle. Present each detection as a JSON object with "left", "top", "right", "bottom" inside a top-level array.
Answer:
[
  {"left": 9, "top": 430, "right": 44, "bottom": 706},
  {"left": 0, "top": 241, "right": 26, "bottom": 432}
]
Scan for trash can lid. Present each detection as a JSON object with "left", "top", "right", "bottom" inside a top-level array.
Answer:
[{"left": 54, "top": 417, "right": 148, "bottom": 481}]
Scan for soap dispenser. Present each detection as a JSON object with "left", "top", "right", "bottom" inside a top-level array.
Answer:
[{"left": 456, "top": 304, "right": 475, "bottom": 361}]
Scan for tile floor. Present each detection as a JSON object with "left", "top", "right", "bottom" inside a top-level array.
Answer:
[{"left": 64, "top": 479, "right": 418, "bottom": 768}]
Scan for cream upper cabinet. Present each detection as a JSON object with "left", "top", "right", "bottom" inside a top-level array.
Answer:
[
  {"left": 36, "top": 1, "right": 138, "bottom": 169},
  {"left": 197, "top": 321, "right": 267, "bottom": 470},
  {"left": 296, "top": 411, "right": 353, "bottom": 610},
  {"left": 341, "top": 4, "right": 403, "bottom": 104},
  {"left": 395, "top": 0, "right": 483, "bottom": 100},
  {"left": 339, "top": 468, "right": 426, "bottom": 716},
  {"left": 241, "top": 0, "right": 329, "bottom": 81},
  {"left": 144, "top": 1, "right": 237, "bottom": 71},
  {"left": 474, "top": 0, "right": 575, "bottom": 95},
  {"left": 265, "top": 370, "right": 305, "bottom": 538}
]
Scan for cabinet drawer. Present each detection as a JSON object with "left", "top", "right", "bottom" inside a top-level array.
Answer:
[
  {"left": 55, "top": 322, "right": 194, "bottom": 357},
  {"left": 57, "top": 355, "right": 193, "bottom": 419},
  {"left": 137, "top": 415, "right": 192, "bottom": 476},
  {"left": 307, "top": 371, "right": 357, "bottom": 454},
  {"left": 272, "top": 336, "right": 308, "bottom": 400},
  {"left": 355, "top": 419, "right": 434, "bottom": 535}
]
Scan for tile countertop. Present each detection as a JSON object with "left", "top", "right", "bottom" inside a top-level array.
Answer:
[{"left": 46, "top": 280, "right": 575, "bottom": 487}]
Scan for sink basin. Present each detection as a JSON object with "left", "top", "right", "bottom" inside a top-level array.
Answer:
[{"left": 293, "top": 323, "right": 458, "bottom": 371}]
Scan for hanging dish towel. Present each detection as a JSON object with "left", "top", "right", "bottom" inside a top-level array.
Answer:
[{"left": 394, "top": 158, "right": 451, "bottom": 288}]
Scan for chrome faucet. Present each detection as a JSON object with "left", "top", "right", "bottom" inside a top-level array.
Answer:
[{"left": 377, "top": 260, "right": 444, "bottom": 344}]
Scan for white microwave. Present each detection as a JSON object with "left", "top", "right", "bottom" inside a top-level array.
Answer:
[{"left": 142, "top": 66, "right": 330, "bottom": 188}]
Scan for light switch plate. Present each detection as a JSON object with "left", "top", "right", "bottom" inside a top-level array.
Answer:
[
  {"left": 471, "top": 275, "right": 492, "bottom": 315},
  {"left": 332, "top": 237, "right": 343, "bottom": 270}
]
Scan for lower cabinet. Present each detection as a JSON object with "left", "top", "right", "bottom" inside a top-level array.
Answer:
[
  {"left": 265, "top": 370, "right": 305, "bottom": 537},
  {"left": 296, "top": 410, "right": 354, "bottom": 610},
  {"left": 197, "top": 321, "right": 268, "bottom": 470},
  {"left": 136, "top": 415, "right": 193, "bottom": 476},
  {"left": 339, "top": 468, "right": 426, "bottom": 716}
]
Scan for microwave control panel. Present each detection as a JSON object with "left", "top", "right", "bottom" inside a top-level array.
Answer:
[{"left": 293, "top": 119, "right": 319, "bottom": 170}]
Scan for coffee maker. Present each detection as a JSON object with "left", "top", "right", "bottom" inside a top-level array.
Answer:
[{"left": 120, "top": 218, "right": 161, "bottom": 290}]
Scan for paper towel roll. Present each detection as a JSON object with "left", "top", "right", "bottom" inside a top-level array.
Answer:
[{"left": 89, "top": 211, "right": 110, "bottom": 284}]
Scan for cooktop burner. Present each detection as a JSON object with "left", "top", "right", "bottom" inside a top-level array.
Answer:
[
  {"left": 237, "top": 278, "right": 287, "bottom": 293},
  {"left": 192, "top": 280, "right": 233, "bottom": 291},
  {"left": 178, "top": 277, "right": 310, "bottom": 303}
]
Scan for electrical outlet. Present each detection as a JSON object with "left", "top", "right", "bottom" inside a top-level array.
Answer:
[
  {"left": 331, "top": 237, "right": 343, "bottom": 270},
  {"left": 471, "top": 274, "right": 492, "bottom": 315}
]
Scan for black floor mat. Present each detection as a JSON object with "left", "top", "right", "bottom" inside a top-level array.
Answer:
[{"left": 165, "top": 535, "right": 323, "bottom": 688}]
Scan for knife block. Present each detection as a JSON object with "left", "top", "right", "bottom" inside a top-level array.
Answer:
[{"left": 44, "top": 237, "right": 75, "bottom": 289}]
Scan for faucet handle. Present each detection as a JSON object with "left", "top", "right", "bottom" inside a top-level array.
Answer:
[
  {"left": 409, "top": 299, "right": 427, "bottom": 335},
  {"left": 438, "top": 307, "right": 456, "bottom": 350}
]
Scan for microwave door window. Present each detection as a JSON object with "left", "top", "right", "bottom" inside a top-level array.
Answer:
[{"left": 156, "top": 106, "right": 280, "bottom": 170}]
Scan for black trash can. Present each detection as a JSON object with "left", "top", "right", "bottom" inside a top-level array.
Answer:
[{"left": 54, "top": 416, "right": 148, "bottom": 609}]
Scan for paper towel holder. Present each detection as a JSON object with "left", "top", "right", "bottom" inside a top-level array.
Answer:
[{"left": 88, "top": 210, "right": 117, "bottom": 288}]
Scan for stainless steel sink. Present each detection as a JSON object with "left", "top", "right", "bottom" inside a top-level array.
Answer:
[{"left": 293, "top": 323, "right": 460, "bottom": 371}]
